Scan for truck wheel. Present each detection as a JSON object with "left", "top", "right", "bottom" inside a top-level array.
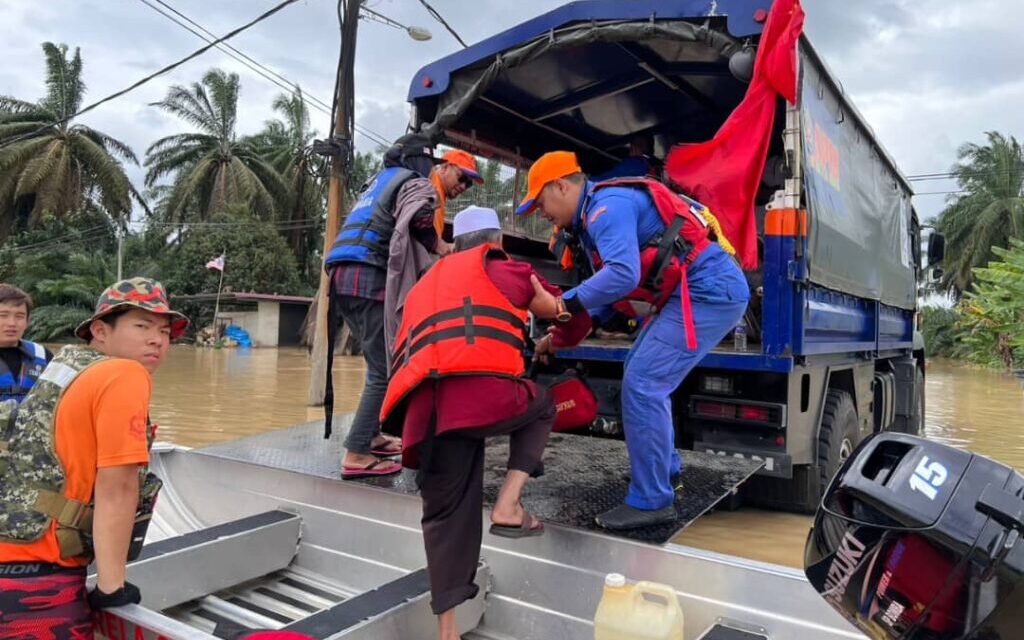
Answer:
[{"left": 817, "top": 389, "right": 858, "bottom": 494}]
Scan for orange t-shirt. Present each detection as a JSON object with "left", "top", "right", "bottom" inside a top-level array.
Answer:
[
  {"left": 430, "top": 171, "right": 447, "bottom": 237},
  {"left": 0, "top": 358, "right": 152, "bottom": 567}
]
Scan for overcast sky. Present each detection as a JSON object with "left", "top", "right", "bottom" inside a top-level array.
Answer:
[{"left": 1, "top": 0, "right": 1021, "bottom": 224}]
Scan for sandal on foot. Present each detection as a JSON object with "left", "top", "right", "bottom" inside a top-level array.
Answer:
[
  {"left": 341, "top": 458, "right": 402, "bottom": 480},
  {"left": 489, "top": 509, "right": 544, "bottom": 539},
  {"left": 369, "top": 435, "right": 402, "bottom": 457}
]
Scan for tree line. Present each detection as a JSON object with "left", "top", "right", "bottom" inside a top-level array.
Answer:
[
  {"left": 0, "top": 43, "right": 386, "bottom": 338},
  {"left": 2, "top": 43, "right": 1021, "bottom": 358}
]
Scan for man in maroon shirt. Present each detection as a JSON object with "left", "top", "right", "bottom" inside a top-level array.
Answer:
[{"left": 381, "top": 206, "right": 590, "bottom": 640}]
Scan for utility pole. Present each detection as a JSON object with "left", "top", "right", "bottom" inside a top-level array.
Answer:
[
  {"left": 116, "top": 223, "right": 124, "bottom": 281},
  {"left": 308, "top": 0, "right": 360, "bottom": 405}
]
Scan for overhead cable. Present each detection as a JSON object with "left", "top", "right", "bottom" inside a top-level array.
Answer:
[{"left": 0, "top": 0, "right": 304, "bottom": 152}]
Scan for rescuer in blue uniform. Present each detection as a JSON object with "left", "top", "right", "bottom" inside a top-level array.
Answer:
[
  {"left": 0, "top": 284, "right": 51, "bottom": 403},
  {"left": 520, "top": 151, "right": 749, "bottom": 530}
]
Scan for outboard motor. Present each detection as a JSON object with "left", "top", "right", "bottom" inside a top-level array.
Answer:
[{"left": 805, "top": 432, "right": 1023, "bottom": 639}]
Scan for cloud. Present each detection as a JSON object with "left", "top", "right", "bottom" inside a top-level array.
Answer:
[{"left": 1, "top": 0, "right": 1020, "bottom": 226}]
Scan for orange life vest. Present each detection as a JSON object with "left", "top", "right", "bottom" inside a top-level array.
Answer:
[{"left": 380, "top": 244, "right": 528, "bottom": 422}]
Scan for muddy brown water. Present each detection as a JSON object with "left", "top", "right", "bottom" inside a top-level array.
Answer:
[{"left": 143, "top": 348, "right": 1023, "bottom": 569}]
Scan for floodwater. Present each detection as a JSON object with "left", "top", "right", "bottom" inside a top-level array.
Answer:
[{"left": 147, "top": 348, "right": 1024, "bottom": 569}]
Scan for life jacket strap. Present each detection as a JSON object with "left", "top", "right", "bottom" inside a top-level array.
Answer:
[
  {"left": 33, "top": 490, "right": 94, "bottom": 531},
  {"left": 54, "top": 527, "right": 87, "bottom": 559}
]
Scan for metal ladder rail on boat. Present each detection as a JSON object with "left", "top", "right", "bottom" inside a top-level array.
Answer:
[
  {"left": 91, "top": 510, "right": 489, "bottom": 640},
  {"left": 94, "top": 509, "right": 773, "bottom": 640}
]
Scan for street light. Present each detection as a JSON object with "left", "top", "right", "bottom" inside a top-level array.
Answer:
[{"left": 360, "top": 5, "right": 432, "bottom": 41}]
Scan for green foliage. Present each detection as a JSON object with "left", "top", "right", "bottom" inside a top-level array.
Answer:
[
  {"left": 245, "top": 89, "right": 327, "bottom": 277},
  {"left": 954, "top": 238, "right": 1024, "bottom": 369},
  {"left": 158, "top": 204, "right": 311, "bottom": 329},
  {"left": 920, "top": 306, "right": 960, "bottom": 359},
  {"left": 935, "top": 131, "right": 1024, "bottom": 297},
  {"left": 144, "top": 69, "right": 288, "bottom": 222},
  {"left": 0, "top": 43, "right": 141, "bottom": 241},
  {"left": 347, "top": 149, "right": 383, "bottom": 200}
]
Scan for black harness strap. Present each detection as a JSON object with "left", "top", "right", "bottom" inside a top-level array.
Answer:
[
  {"left": 323, "top": 272, "right": 339, "bottom": 439},
  {"left": 462, "top": 297, "right": 475, "bottom": 344},
  {"left": 391, "top": 326, "right": 525, "bottom": 376},
  {"left": 391, "top": 304, "right": 526, "bottom": 368}
]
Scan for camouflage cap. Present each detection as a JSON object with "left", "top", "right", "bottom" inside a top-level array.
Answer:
[{"left": 75, "top": 277, "right": 189, "bottom": 341}]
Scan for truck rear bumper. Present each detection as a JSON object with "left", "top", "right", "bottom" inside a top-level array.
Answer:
[{"left": 693, "top": 442, "right": 794, "bottom": 479}]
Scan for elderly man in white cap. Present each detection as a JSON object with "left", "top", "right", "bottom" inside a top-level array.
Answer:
[{"left": 379, "top": 206, "right": 591, "bottom": 640}]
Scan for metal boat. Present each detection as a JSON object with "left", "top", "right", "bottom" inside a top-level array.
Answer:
[{"left": 97, "top": 418, "right": 865, "bottom": 639}]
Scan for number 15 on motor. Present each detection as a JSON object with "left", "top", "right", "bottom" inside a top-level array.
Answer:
[{"left": 909, "top": 456, "right": 948, "bottom": 501}]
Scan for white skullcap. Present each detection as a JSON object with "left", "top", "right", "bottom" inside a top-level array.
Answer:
[{"left": 453, "top": 206, "right": 502, "bottom": 238}]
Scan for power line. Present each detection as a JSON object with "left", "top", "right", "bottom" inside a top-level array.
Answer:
[
  {"left": 0, "top": 0, "right": 304, "bottom": 152},
  {"left": 144, "top": 218, "right": 319, "bottom": 229},
  {"left": 135, "top": 0, "right": 392, "bottom": 148},
  {"left": 415, "top": 0, "right": 468, "bottom": 48},
  {"left": 6, "top": 225, "right": 111, "bottom": 252}
]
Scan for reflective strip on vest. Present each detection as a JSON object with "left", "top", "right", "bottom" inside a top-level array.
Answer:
[{"left": 380, "top": 244, "right": 528, "bottom": 422}]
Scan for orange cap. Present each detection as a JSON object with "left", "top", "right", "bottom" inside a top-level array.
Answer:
[
  {"left": 516, "top": 151, "right": 582, "bottom": 215},
  {"left": 442, "top": 149, "right": 483, "bottom": 183}
]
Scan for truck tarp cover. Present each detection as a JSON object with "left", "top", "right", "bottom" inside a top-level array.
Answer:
[
  {"left": 418, "top": 20, "right": 739, "bottom": 144},
  {"left": 800, "top": 44, "right": 916, "bottom": 309}
]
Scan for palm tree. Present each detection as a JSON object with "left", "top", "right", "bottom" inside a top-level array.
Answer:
[
  {"left": 14, "top": 249, "right": 115, "bottom": 340},
  {"left": 246, "top": 89, "right": 325, "bottom": 273},
  {"left": 935, "top": 131, "right": 1024, "bottom": 296},
  {"left": 0, "top": 43, "right": 141, "bottom": 241},
  {"left": 144, "top": 69, "right": 287, "bottom": 222}
]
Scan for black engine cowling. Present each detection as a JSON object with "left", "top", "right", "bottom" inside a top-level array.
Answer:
[{"left": 805, "top": 432, "right": 1023, "bottom": 639}]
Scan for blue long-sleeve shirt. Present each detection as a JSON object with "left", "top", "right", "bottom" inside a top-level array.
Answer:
[{"left": 562, "top": 181, "right": 665, "bottom": 314}]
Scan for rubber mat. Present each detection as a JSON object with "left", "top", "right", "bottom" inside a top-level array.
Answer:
[{"left": 199, "top": 419, "right": 762, "bottom": 544}]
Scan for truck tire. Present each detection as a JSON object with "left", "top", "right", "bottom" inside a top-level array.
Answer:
[{"left": 817, "top": 389, "right": 858, "bottom": 494}]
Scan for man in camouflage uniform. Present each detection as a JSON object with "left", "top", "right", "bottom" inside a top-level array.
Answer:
[{"left": 0, "top": 277, "right": 187, "bottom": 639}]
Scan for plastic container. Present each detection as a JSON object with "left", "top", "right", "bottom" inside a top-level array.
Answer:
[
  {"left": 732, "top": 317, "right": 747, "bottom": 352},
  {"left": 593, "top": 573, "right": 684, "bottom": 640}
]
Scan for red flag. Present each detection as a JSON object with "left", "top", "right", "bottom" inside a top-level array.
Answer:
[{"left": 665, "top": 0, "right": 805, "bottom": 269}]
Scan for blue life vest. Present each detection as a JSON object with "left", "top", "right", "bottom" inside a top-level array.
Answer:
[
  {"left": 325, "top": 167, "right": 419, "bottom": 269},
  {"left": 0, "top": 339, "right": 49, "bottom": 403}
]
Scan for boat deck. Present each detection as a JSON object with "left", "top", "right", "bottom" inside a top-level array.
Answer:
[{"left": 198, "top": 418, "right": 762, "bottom": 544}]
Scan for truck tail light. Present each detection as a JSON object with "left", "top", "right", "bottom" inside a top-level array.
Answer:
[
  {"left": 690, "top": 395, "right": 785, "bottom": 428},
  {"left": 694, "top": 400, "right": 736, "bottom": 419},
  {"left": 738, "top": 405, "right": 770, "bottom": 422}
]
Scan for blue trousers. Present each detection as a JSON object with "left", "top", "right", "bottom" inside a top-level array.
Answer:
[{"left": 621, "top": 250, "right": 749, "bottom": 510}]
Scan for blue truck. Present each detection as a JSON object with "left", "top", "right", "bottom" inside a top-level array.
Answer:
[{"left": 406, "top": 0, "right": 945, "bottom": 512}]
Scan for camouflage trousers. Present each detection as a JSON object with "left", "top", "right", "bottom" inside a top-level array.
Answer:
[{"left": 0, "top": 564, "right": 92, "bottom": 640}]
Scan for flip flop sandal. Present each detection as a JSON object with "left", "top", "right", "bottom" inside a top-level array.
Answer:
[
  {"left": 369, "top": 442, "right": 402, "bottom": 457},
  {"left": 489, "top": 509, "right": 545, "bottom": 539},
  {"left": 341, "top": 458, "right": 402, "bottom": 480}
]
